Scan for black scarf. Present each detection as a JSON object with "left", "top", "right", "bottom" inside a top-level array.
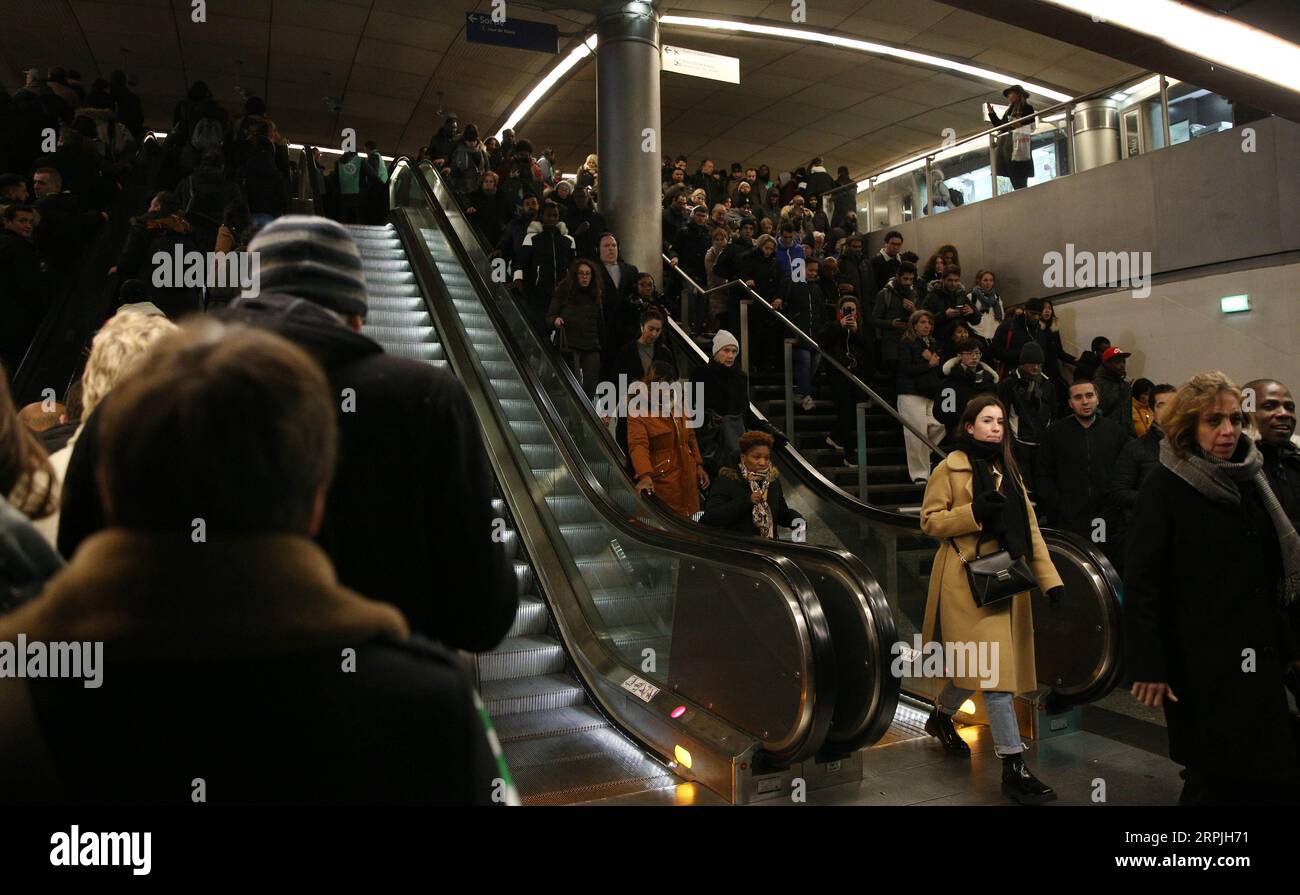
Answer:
[{"left": 960, "top": 434, "right": 1032, "bottom": 561}]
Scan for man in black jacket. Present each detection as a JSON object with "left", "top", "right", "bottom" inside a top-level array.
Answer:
[
  {"left": 511, "top": 202, "right": 575, "bottom": 333},
  {"left": 0, "top": 205, "right": 49, "bottom": 373},
  {"left": 869, "top": 230, "right": 904, "bottom": 290},
  {"left": 921, "top": 265, "right": 979, "bottom": 345},
  {"left": 997, "top": 341, "right": 1055, "bottom": 497},
  {"left": 2, "top": 320, "right": 506, "bottom": 805},
  {"left": 835, "top": 235, "right": 875, "bottom": 306},
  {"left": 1036, "top": 379, "right": 1130, "bottom": 565},
  {"left": 1246, "top": 379, "right": 1299, "bottom": 525},
  {"left": 56, "top": 216, "right": 518, "bottom": 654},
  {"left": 595, "top": 232, "right": 640, "bottom": 349},
  {"left": 32, "top": 167, "right": 107, "bottom": 277},
  {"left": 465, "top": 171, "right": 512, "bottom": 248},
  {"left": 1110, "top": 383, "right": 1176, "bottom": 565},
  {"left": 1095, "top": 346, "right": 1136, "bottom": 437}
]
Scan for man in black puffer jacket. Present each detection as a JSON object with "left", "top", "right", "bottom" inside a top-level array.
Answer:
[{"left": 56, "top": 217, "right": 518, "bottom": 653}]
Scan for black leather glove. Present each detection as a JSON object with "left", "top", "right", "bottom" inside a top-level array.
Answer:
[
  {"left": 970, "top": 491, "right": 1007, "bottom": 524},
  {"left": 1046, "top": 586, "right": 1065, "bottom": 607}
]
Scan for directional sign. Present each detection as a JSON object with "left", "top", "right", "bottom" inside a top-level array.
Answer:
[
  {"left": 662, "top": 44, "right": 740, "bottom": 84},
  {"left": 466, "top": 12, "right": 558, "bottom": 55}
]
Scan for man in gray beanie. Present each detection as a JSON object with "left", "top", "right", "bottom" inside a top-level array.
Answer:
[
  {"left": 56, "top": 216, "right": 517, "bottom": 652},
  {"left": 997, "top": 339, "right": 1056, "bottom": 498}
]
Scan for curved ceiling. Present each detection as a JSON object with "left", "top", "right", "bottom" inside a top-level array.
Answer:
[{"left": 2, "top": 0, "right": 1144, "bottom": 178}]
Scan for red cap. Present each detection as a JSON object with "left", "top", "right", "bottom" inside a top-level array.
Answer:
[{"left": 1101, "top": 347, "right": 1132, "bottom": 363}]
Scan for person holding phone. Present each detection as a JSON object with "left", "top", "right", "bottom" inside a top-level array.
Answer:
[{"left": 819, "top": 296, "right": 875, "bottom": 466}]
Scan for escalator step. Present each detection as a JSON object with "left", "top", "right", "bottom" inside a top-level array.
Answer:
[
  {"left": 367, "top": 296, "right": 426, "bottom": 313},
  {"left": 480, "top": 673, "right": 585, "bottom": 717},
  {"left": 506, "top": 595, "right": 548, "bottom": 637},
  {"left": 512, "top": 560, "right": 533, "bottom": 598},
  {"left": 478, "top": 636, "right": 565, "bottom": 681},
  {"left": 490, "top": 704, "right": 609, "bottom": 743},
  {"left": 359, "top": 325, "right": 437, "bottom": 343},
  {"left": 380, "top": 342, "right": 444, "bottom": 363},
  {"left": 363, "top": 309, "right": 433, "bottom": 329},
  {"left": 507, "top": 737, "right": 677, "bottom": 806}
]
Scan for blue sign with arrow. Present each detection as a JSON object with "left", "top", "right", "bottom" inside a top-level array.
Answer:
[{"left": 466, "top": 12, "right": 559, "bottom": 55}]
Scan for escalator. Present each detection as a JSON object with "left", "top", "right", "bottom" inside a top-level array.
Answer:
[
  {"left": 411, "top": 165, "right": 904, "bottom": 758},
  {"left": 345, "top": 214, "right": 836, "bottom": 804},
  {"left": 348, "top": 222, "right": 675, "bottom": 803},
  {"left": 656, "top": 280, "right": 1126, "bottom": 713}
]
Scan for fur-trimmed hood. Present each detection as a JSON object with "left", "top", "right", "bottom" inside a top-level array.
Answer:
[{"left": 942, "top": 357, "right": 998, "bottom": 378}]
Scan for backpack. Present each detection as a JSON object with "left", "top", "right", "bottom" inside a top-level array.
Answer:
[{"left": 191, "top": 117, "right": 225, "bottom": 153}]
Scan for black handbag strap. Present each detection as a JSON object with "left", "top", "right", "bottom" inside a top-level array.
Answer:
[{"left": 948, "top": 529, "right": 992, "bottom": 564}]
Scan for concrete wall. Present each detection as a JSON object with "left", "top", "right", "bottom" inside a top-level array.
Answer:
[
  {"left": 864, "top": 115, "right": 1300, "bottom": 304},
  {"left": 1051, "top": 261, "right": 1300, "bottom": 390}
]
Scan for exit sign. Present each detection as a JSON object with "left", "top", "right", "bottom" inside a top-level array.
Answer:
[{"left": 1220, "top": 294, "right": 1250, "bottom": 313}]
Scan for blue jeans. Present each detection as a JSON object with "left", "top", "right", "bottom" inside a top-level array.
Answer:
[{"left": 938, "top": 682, "right": 1023, "bottom": 756}]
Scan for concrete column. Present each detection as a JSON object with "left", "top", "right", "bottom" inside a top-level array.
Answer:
[{"left": 596, "top": 1, "right": 662, "bottom": 277}]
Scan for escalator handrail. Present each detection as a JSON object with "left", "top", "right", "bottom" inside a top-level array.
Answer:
[
  {"left": 668, "top": 256, "right": 946, "bottom": 458},
  {"left": 662, "top": 288, "right": 1127, "bottom": 707},
  {"left": 395, "top": 160, "right": 836, "bottom": 766},
  {"left": 421, "top": 160, "right": 905, "bottom": 750}
]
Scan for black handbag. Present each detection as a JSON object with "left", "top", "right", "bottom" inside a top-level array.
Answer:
[{"left": 948, "top": 531, "right": 1036, "bottom": 608}]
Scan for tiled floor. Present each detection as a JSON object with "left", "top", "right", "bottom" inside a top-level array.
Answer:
[{"left": 581, "top": 718, "right": 1183, "bottom": 807}]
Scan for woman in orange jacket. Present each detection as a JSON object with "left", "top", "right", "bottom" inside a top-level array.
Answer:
[{"left": 628, "top": 361, "right": 709, "bottom": 518}]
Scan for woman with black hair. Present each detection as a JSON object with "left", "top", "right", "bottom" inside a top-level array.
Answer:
[
  {"left": 702, "top": 430, "right": 803, "bottom": 539},
  {"left": 548, "top": 258, "right": 607, "bottom": 401},
  {"left": 919, "top": 394, "right": 1065, "bottom": 804}
]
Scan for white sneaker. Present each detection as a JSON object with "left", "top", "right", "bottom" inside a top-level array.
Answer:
[
  {"left": 825, "top": 435, "right": 844, "bottom": 452},
  {"left": 801, "top": 395, "right": 816, "bottom": 412}
]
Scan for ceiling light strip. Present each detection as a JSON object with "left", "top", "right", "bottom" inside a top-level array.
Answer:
[
  {"left": 492, "top": 16, "right": 1077, "bottom": 139},
  {"left": 1037, "top": 0, "right": 1300, "bottom": 92},
  {"left": 660, "top": 15, "right": 1073, "bottom": 102}
]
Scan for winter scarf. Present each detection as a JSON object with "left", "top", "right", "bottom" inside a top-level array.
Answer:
[
  {"left": 1160, "top": 436, "right": 1300, "bottom": 605},
  {"left": 740, "top": 463, "right": 777, "bottom": 540},
  {"left": 969, "top": 284, "right": 1004, "bottom": 321},
  {"left": 960, "top": 434, "right": 1032, "bottom": 561}
]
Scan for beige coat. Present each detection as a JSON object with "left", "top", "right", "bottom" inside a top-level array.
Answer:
[{"left": 920, "top": 450, "right": 1063, "bottom": 694}]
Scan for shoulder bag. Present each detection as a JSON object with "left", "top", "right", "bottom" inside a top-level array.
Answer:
[{"left": 948, "top": 530, "right": 1036, "bottom": 608}]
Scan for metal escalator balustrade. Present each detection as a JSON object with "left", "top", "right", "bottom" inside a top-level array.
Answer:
[
  {"left": 413, "top": 165, "right": 904, "bottom": 756},
  {"left": 657, "top": 282, "right": 1127, "bottom": 712},
  {"left": 345, "top": 222, "right": 678, "bottom": 804}
]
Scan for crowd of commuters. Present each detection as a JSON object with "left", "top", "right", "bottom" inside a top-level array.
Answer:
[{"left": 3, "top": 69, "right": 1297, "bottom": 808}]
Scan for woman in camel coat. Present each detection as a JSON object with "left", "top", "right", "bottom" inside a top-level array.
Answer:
[
  {"left": 628, "top": 361, "right": 709, "bottom": 519},
  {"left": 919, "top": 394, "right": 1065, "bottom": 804}
]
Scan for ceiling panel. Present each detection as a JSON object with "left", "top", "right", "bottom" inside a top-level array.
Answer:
[{"left": 5, "top": 0, "right": 1151, "bottom": 175}]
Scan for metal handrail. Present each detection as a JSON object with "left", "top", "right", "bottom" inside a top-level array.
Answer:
[
  {"left": 667, "top": 255, "right": 947, "bottom": 457},
  {"left": 404, "top": 159, "right": 840, "bottom": 765},
  {"left": 817, "top": 69, "right": 1156, "bottom": 197}
]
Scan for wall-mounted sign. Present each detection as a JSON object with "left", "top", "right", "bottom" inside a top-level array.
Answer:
[
  {"left": 466, "top": 13, "right": 558, "bottom": 55},
  {"left": 662, "top": 44, "right": 740, "bottom": 84}
]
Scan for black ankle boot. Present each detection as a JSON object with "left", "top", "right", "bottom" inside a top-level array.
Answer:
[
  {"left": 924, "top": 709, "right": 971, "bottom": 755},
  {"left": 1001, "top": 753, "right": 1056, "bottom": 804}
]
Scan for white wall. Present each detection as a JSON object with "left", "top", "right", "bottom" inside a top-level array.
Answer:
[{"left": 1055, "top": 261, "right": 1300, "bottom": 389}]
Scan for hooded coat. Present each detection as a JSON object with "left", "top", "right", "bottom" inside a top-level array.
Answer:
[
  {"left": 627, "top": 405, "right": 704, "bottom": 519},
  {"left": 920, "top": 450, "right": 1063, "bottom": 693},
  {"left": 702, "top": 465, "right": 800, "bottom": 537}
]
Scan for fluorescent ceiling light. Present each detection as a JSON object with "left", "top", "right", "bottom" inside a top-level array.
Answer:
[
  {"left": 496, "top": 34, "right": 598, "bottom": 140},
  {"left": 495, "top": 17, "right": 1075, "bottom": 137},
  {"left": 1038, "top": 0, "right": 1300, "bottom": 92},
  {"left": 660, "top": 15, "right": 1073, "bottom": 102}
]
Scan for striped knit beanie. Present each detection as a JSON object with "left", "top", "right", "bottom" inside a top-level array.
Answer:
[{"left": 247, "top": 216, "right": 368, "bottom": 318}]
